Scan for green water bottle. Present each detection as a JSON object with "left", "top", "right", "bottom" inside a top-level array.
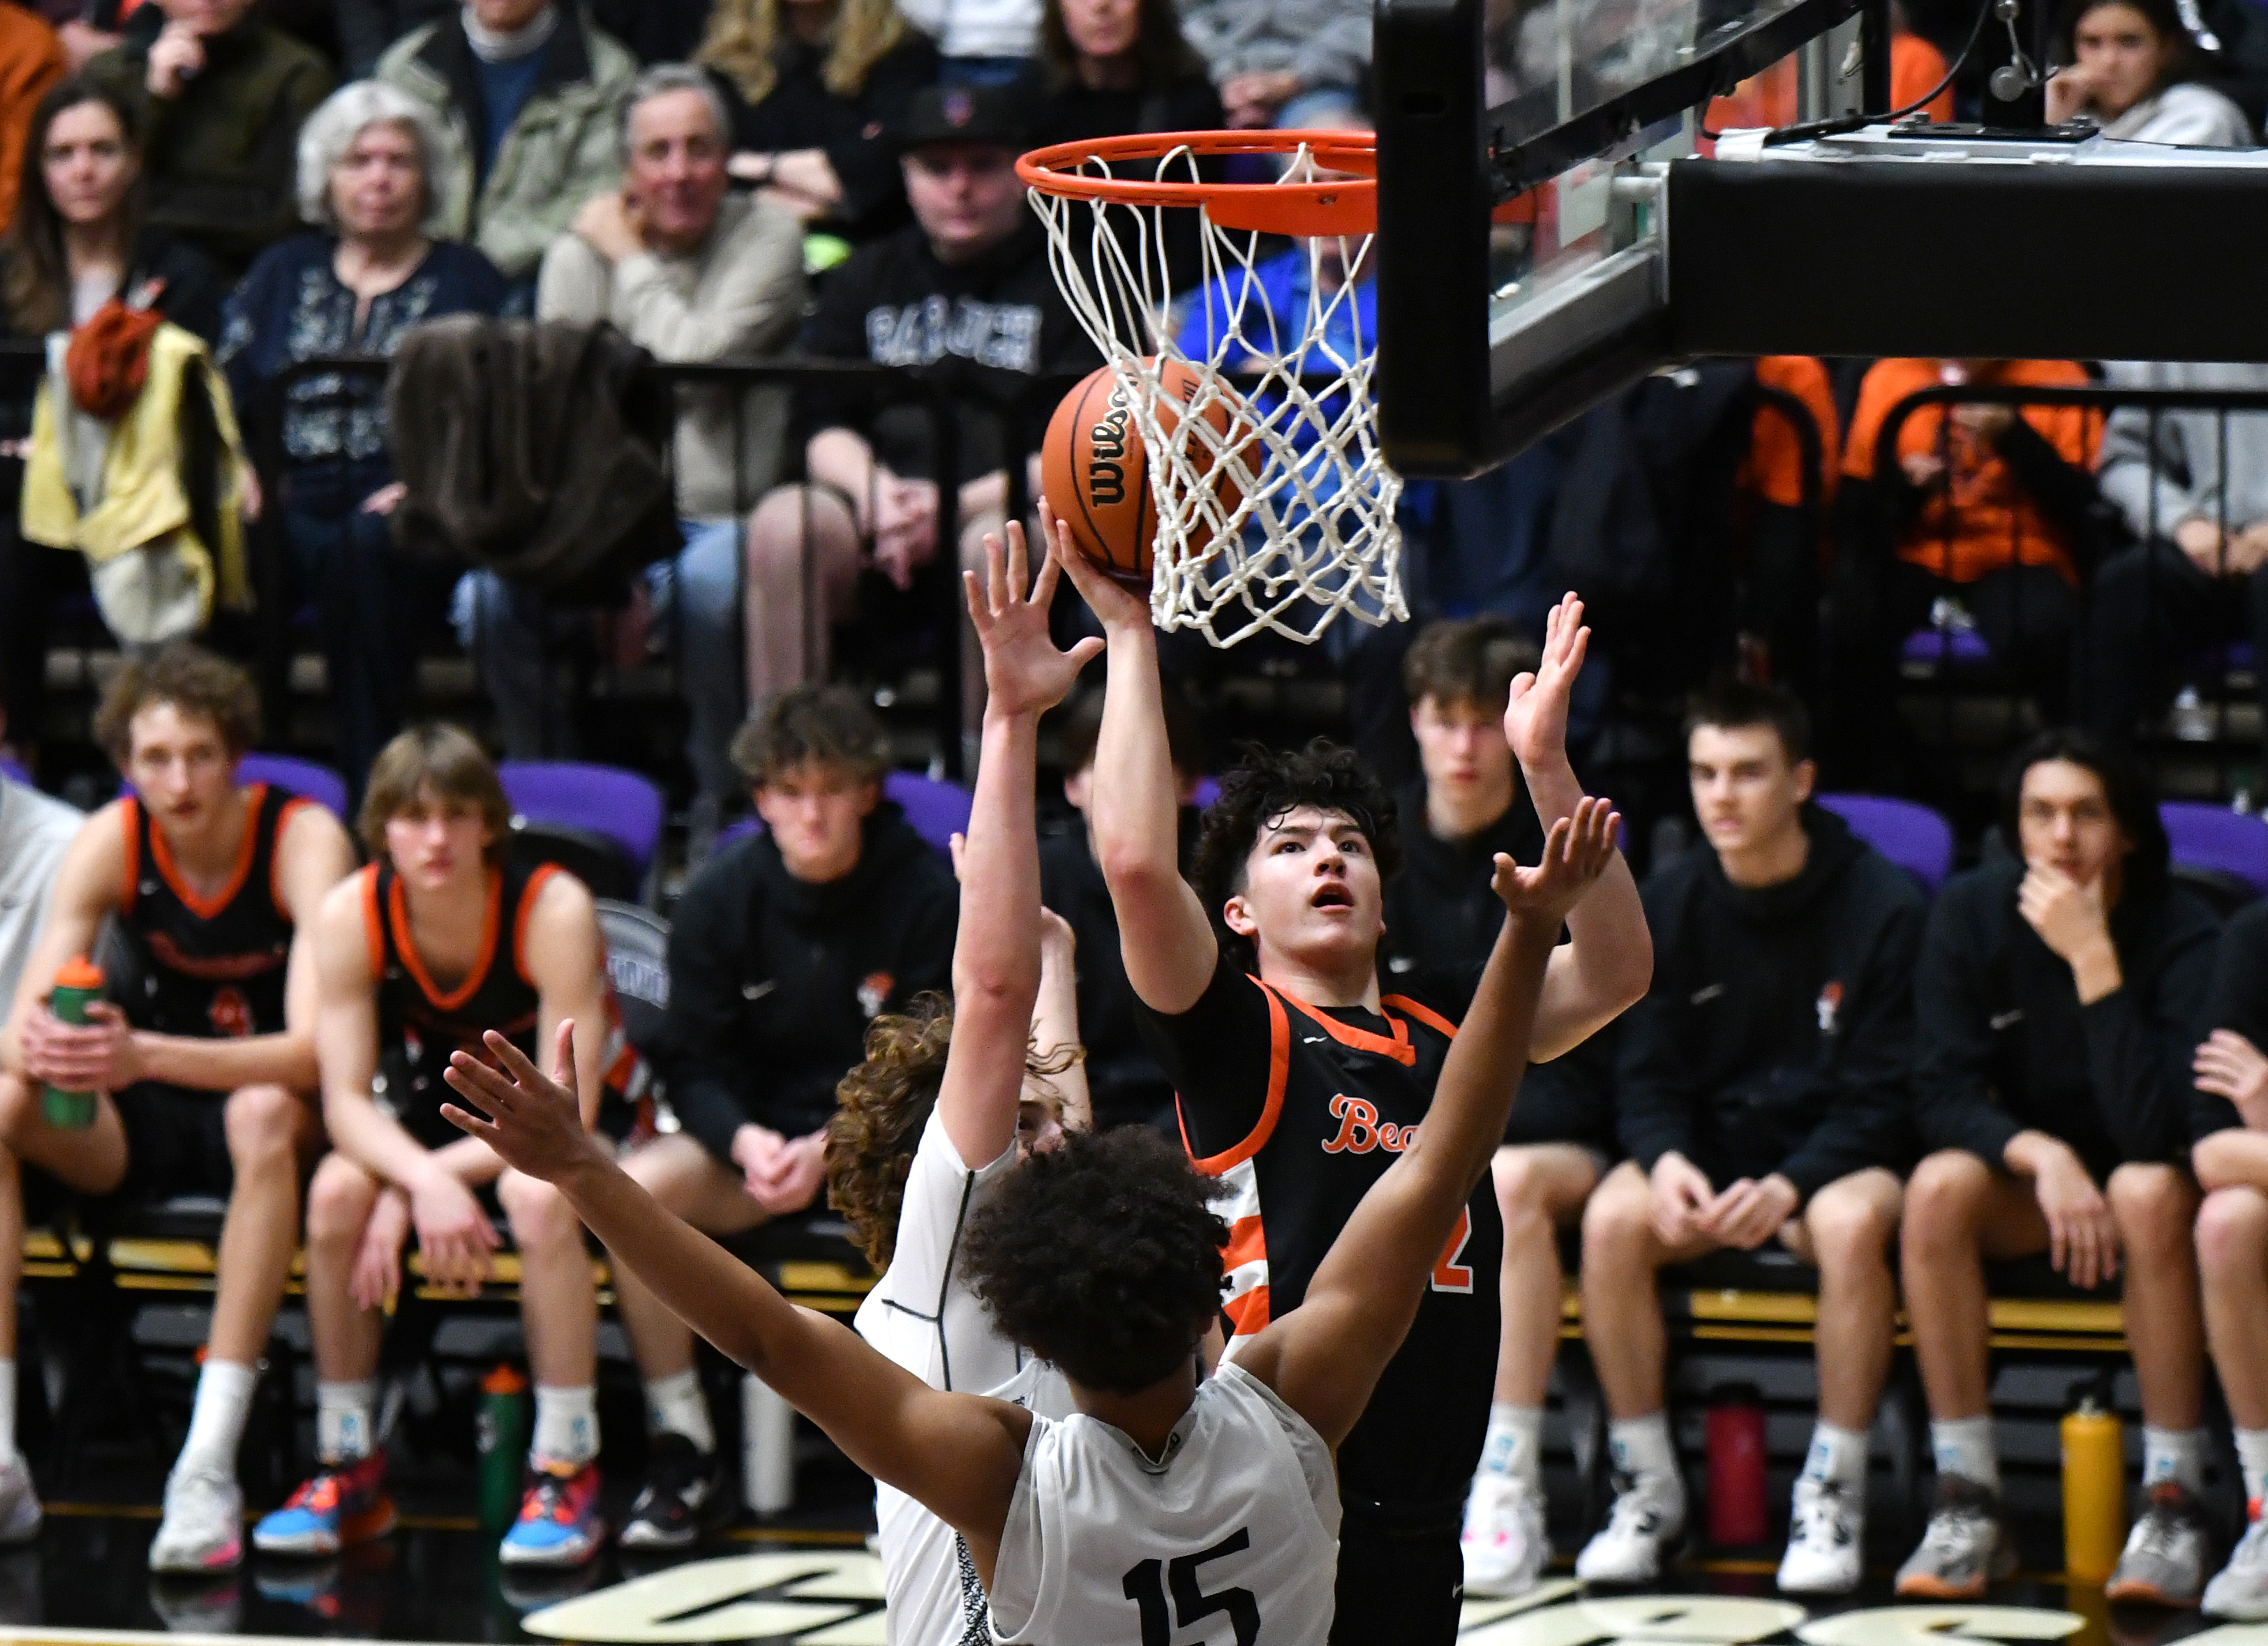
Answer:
[
  {"left": 40, "top": 957, "right": 104, "bottom": 1129},
  {"left": 477, "top": 1363, "right": 529, "bottom": 1529}
]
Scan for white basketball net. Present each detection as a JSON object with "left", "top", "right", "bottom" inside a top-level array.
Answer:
[{"left": 1029, "top": 143, "right": 1406, "bottom": 648}]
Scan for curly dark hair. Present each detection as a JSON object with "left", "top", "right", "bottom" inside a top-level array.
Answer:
[
  {"left": 960, "top": 1127, "right": 1225, "bottom": 1394},
  {"left": 1191, "top": 740, "right": 1400, "bottom": 965},
  {"left": 825, "top": 994, "right": 1081, "bottom": 1269},
  {"left": 94, "top": 643, "right": 260, "bottom": 767}
]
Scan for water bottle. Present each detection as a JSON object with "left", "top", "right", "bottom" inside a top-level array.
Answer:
[
  {"left": 2062, "top": 1389, "right": 2125, "bottom": 1584},
  {"left": 40, "top": 957, "right": 104, "bottom": 1129},
  {"left": 1705, "top": 1384, "right": 1769, "bottom": 1547},
  {"left": 476, "top": 1363, "right": 529, "bottom": 1529}
]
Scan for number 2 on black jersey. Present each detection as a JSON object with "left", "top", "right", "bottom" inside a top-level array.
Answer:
[
  {"left": 1122, "top": 1528, "right": 1260, "bottom": 1644},
  {"left": 1431, "top": 1205, "right": 1474, "bottom": 1293}
]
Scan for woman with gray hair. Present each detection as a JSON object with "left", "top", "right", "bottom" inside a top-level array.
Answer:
[{"left": 218, "top": 79, "right": 507, "bottom": 798}]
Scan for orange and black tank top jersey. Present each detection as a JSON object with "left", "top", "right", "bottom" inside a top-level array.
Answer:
[{"left": 117, "top": 783, "right": 305, "bottom": 1040}]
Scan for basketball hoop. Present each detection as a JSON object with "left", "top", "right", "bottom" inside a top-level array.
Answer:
[{"left": 1017, "top": 130, "right": 1406, "bottom": 648}]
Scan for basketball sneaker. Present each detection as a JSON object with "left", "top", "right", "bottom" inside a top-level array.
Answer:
[
  {"left": 621, "top": 1433, "right": 732, "bottom": 1550},
  {"left": 2106, "top": 1481, "right": 2210, "bottom": 1607},
  {"left": 253, "top": 1452, "right": 397, "bottom": 1557},
  {"left": 0, "top": 1456, "right": 42, "bottom": 1546},
  {"left": 1574, "top": 1470, "right": 1684, "bottom": 1585},
  {"left": 1775, "top": 1477, "right": 1863, "bottom": 1595},
  {"left": 1461, "top": 1472, "right": 1550, "bottom": 1597},
  {"left": 1894, "top": 1475, "right": 2015, "bottom": 1599},
  {"left": 499, "top": 1459, "right": 605, "bottom": 1568},
  {"left": 2205, "top": 1506, "right": 2268, "bottom": 1618},
  {"left": 147, "top": 1465, "right": 242, "bottom": 1573}
]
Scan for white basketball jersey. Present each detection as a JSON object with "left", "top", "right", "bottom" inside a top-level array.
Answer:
[{"left": 985, "top": 1361, "right": 1342, "bottom": 1646}]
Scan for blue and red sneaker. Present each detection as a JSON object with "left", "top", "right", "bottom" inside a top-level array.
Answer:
[
  {"left": 252, "top": 1452, "right": 396, "bottom": 1557},
  {"left": 498, "top": 1460, "right": 606, "bottom": 1569}
]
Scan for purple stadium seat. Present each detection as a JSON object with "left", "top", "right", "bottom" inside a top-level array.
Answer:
[
  {"left": 236, "top": 753, "right": 349, "bottom": 818},
  {"left": 716, "top": 817, "right": 763, "bottom": 852},
  {"left": 1901, "top": 627, "right": 1991, "bottom": 667},
  {"left": 1191, "top": 777, "right": 1221, "bottom": 811},
  {"left": 885, "top": 771, "right": 972, "bottom": 859},
  {"left": 1817, "top": 792, "right": 1956, "bottom": 893},
  {"left": 0, "top": 756, "right": 29, "bottom": 787},
  {"left": 2161, "top": 802, "right": 2268, "bottom": 897},
  {"left": 499, "top": 762, "right": 667, "bottom": 879}
]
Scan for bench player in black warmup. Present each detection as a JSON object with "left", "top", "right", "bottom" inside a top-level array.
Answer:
[
  {"left": 1059, "top": 551, "right": 1651, "bottom": 1643},
  {"left": 0, "top": 647, "right": 356, "bottom": 1572},
  {"left": 256, "top": 726, "right": 622, "bottom": 1570}
]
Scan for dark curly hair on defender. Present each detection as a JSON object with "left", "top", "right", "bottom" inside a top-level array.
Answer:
[
  {"left": 1191, "top": 740, "right": 1400, "bottom": 965},
  {"left": 959, "top": 1128, "right": 1228, "bottom": 1394}
]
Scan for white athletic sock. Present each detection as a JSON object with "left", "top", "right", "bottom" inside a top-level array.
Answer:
[
  {"left": 645, "top": 1369, "right": 715, "bottom": 1454},
  {"left": 1930, "top": 1416, "right": 1999, "bottom": 1494},
  {"left": 1608, "top": 1413, "right": 1682, "bottom": 1496},
  {"left": 175, "top": 1358, "right": 257, "bottom": 1479},
  {"left": 2236, "top": 1428, "right": 2268, "bottom": 1510},
  {"left": 316, "top": 1379, "right": 378, "bottom": 1465},
  {"left": 1800, "top": 1421, "right": 1869, "bottom": 1490},
  {"left": 0, "top": 1360, "right": 20, "bottom": 1465},
  {"left": 2143, "top": 1425, "right": 2207, "bottom": 1494},
  {"left": 1479, "top": 1404, "right": 1544, "bottom": 1487},
  {"left": 532, "top": 1384, "right": 599, "bottom": 1467}
]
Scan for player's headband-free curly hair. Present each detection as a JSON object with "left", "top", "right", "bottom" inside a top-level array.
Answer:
[
  {"left": 959, "top": 1127, "right": 1227, "bottom": 1395},
  {"left": 824, "top": 994, "right": 1082, "bottom": 1270},
  {"left": 1191, "top": 739, "right": 1401, "bottom": 932},
  {"left": 94, "top": 643, "right": 260, "bottom": 767}
]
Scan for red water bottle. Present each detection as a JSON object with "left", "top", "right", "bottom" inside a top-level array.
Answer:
[{"left": 1706, "top": 1384, "right": 1769, "bottom": 1546}]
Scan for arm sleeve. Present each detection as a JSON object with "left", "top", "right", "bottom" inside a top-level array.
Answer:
[
  {"left": 1612, "top": 900, "right": 1701, "bottom": 1170},
  {"left": 609, "top": 204, "right": 806, "bottom": 361},
  {"left": 1773, "top": 888, "right": 1923, "bottom": 1204},
  {"left": 1133, "top": 950, "right": 1277, "bottom": 1162},
  {"left": 1996, "top": 414, "right": 2102, "bottom": 542},
  {"left": 479, "top": 100, "right": 624, "bottom": 281},
  {"left": 2085, "top": 902, "right": 2221, "bottom": 1163},
  {"left": 533, "top": 234, "right": 611, "bottom": 327},
  {"left": 2097, "top": 402, "right": 2202, "bottom": 540},
  {"left": 1911, "top": 883, "right": 2024, "bottom": 1167},
  {"left": 659, "top": 871, "right": 767, "bottom": 1163}
]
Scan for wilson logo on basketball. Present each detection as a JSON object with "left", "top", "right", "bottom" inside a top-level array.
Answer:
[
  {"left": 1087, "top": 386, "right": 1131, "bottom": 505},
  {"left": 1320, "top": 1094, "right": 1414, "bottom": 1155}
]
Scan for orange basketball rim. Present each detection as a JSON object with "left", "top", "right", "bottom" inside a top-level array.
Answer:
[{"left": 1015, "top": 130, "right": 1378, "bottom": 239}]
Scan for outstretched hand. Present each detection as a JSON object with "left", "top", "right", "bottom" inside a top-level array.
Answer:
[
  {"left": 964, "top": 506, "right": 1104, "bottom": 718},
  {"left": 1490, "top": 794, "right": 1620, "bottom": 926},
  {"left": 1503, "top": 594, "right": 1590, "bottom": 775},
  {"left": 1048, "top": 503, "right": 1153, "bottom": 637},
  {"left": 441, "top": 1024, "right": 606, "bottom": 1188}
]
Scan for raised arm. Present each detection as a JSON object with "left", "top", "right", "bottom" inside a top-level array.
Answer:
[
  {"left": 442, "top": 1029, "right": 1033, "bottom": 1570},
  {"left": 1238, "top": 800, "right": 1621, "bottom": 1446},
  {"left": 937, "top": 517, "right": 1102, "bottom": 1167},
  {"left": 1033, "top": 912, "right": 1092, "bottom": 1133},
  {"left": 1056, "top": 533, "right": 1219, "bottom": 1014},
  {"left": 1506, "top": 595, "right": 1652, "bottom": 1061}
]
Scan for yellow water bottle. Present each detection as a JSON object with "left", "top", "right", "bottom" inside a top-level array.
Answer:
[{"left": 2062, "top": 1390, "right": 2126, "bottom": 1584}]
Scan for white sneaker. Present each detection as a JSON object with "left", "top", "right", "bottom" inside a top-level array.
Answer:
[
  {"left": 1462, "top": 1472, "right": 1550, "bottom": 1598},
  {"left": 1776, "top": 1476, "right": 1863, "bottom": 1595},
  {"left": 2205, "top": 1514, "right": 2268, "bottom": 1619},
  {"left": 1575, "top": 1472, "right": 1685, "bottom": 1585},
  {"left": 147, "top": 1467, "right": 242, "bottom": 1574},
  {"left": 0, "top": 1457, "right": 40, "bottom": 1546}
]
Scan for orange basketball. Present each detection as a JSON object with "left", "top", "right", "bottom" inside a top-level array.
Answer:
[{"left": 1041, "top": 360, "right": 1243, "bottom": 589}]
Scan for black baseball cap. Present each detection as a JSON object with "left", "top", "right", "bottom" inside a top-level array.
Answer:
[{"left": 892, "top": 84, "right": 1032, "bottom": 154}]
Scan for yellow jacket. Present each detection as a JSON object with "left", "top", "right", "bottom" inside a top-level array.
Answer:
[{"left": 20, "top": 321, "right": 251, "bottom": 622}]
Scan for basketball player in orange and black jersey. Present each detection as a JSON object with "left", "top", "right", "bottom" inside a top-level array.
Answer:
[
  {"left": 259, "top": 723, "right": 622, "bottom": 1572},
  {"left": 0, "top": 647, "right": 356, "bottom": 1574},
  {"left": 1060, "top": 541, "right": 1653, "bottom": 1645}
]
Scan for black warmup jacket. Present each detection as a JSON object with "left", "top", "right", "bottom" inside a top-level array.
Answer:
[
  {"left": 1616, "top": 807, "right": 1925, "bottom": 1204},
  {"left": 2154, "top": 887, "right": 2258, "bottom": 1144},
  {"left": 1379, "top": 781, "right": 1546, "bottom": 986},
  {"left": 659, "top": 804, "right": 958, "bottom": 1160},
  {"left": 1915, "top": 861, "right": 2220, "bottom": 1176}
]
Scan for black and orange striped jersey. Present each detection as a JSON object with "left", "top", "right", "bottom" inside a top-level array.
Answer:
[
  {"left": 116, "top": 783, "right": 305, "bottom": 1042},
  {"left": 1139, "top": 952, "right": 1503, "bottom": 1514}
]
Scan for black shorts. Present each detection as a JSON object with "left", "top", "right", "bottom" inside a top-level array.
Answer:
[
  {"left": 111, "top": 1081, "right": 234, "bottom": 1203},
  {"left": 1330, "top": 1502, "right": 1463, "bottom": 1646}
]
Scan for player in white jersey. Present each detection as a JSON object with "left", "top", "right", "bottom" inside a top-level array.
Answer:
[{"left": 438, "top": 522, "right": 1621, "bottom": 1645}]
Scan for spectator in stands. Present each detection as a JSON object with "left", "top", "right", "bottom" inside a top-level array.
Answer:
[
  {"left": 2085, "top": 361, "right": 2268, "bottom": 763},
  {"left": 1897, "top": 730, "right": 2218, "bottom": 1604},
  {"left": 0, "top": 710, "right": 78, "bottom": 1011},
  {"left": 742, "top": 84, "right": 1096, "bottom": 760},
  {"left": 218, "top": 82, "right": 507, "bottom": 806},
  {"left": 2047, "top": 0, "right": 2252, "bottom": 142},
  {"left": 338, "top": 0, "right": 453, "bottom": 78},
  {"left": 1574, "top": 680, "right": 1920, "bottom": 1595},
  {"left": 81, "top": 0, "right": 334, "bottom": 274},
  {"left": 610, "top": 686, "right": 956, "bottom": 1547},
  {"left": 698, "top": 0, "right": 936, "bottom": 238},
  {"left": 260, "top": 725, "right": 620, "bottom": 1570},
  {"left": 0, "top": 648, "right": 355, "bottom": 1570},
  {"left": 464, "top": 65, "right": 804, "bottom": 857},
  {"left": 1829, "top": 357, "right": 2104, "bottom": 790},
  {"left": 0, "top": 4, "right": 66, "bottom": 229},
  {"left": 895, "top": 0, "right": 1036, "bottom": 85},
  {"left": 1038, "top": 686, "right": 1204, "bottom": 1134},
  {"left": 376, "top": 0, "right": 638, "bottom": 290},
  {"left": 2192, "top": 902, "right": 2268, "bottom": 1616},
  {"left": 0, "top": 77, "right": 226, "bottom": 753},
  {"left": 1028, "top": 0, "right": 1220, "bottom": 143},
  {"left": 1180, "top": 0, "right": 1367, "bottom": 126}
]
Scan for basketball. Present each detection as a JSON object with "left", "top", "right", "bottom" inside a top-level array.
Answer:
[{"left": 1040, "top": 360, "right": 1243, "bottom": 589}]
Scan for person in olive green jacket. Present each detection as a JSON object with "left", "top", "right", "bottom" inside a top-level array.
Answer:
[
  {"left": 376, "top": 0, "right": 636, "bottom": 286},
  {"left": 83, "top": 0, "right": 334, "bottom": 275}
]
